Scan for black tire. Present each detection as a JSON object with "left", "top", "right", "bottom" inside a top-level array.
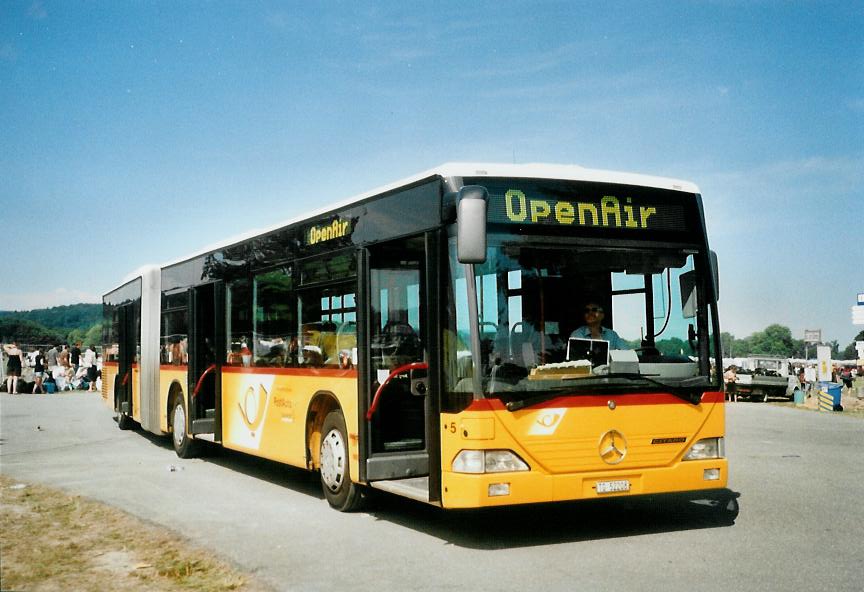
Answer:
[
  {"left": 170, "top": 396, "right": 200, "bottom": 458},
  {"left": 115, "top": 376, "right": 134, "bottom": 430},
  {"left": 717, "top": 492, "right": 740, "bottom": 525},
  {"left": 319, "top": 410, "right": 365, "bottom": 512},
  {"left": 117, "top": 411, "right": 135, "bottom": 430}
]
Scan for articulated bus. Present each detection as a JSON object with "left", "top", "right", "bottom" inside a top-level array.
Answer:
[{"left": 102, "top": 163, "right": 727, "bottom": 511}]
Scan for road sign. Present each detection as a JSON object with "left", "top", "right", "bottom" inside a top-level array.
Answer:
[
  {"left": 853, "top": 305, "right": 864, "bottom": 326},
  {"left": 804, "top": 329, "right": 821, "bottom": 343}
]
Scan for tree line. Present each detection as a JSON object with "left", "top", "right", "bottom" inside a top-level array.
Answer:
[
  {"left": 720, "top": 324, "right": 863, "bottom": 360},
  {"left": 0, "top": 304, "right": 102, "bottom": 348}
]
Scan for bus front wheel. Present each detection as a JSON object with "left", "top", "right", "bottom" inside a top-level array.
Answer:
[{"left": 319, "top": 410, "right": 365, "bottom": 512}]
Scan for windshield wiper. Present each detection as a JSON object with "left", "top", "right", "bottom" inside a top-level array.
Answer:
[
  {"left": 596, "top": 373, "right": 707, "bottom": 404},
  {"left": 505, "top": 374, "right": 707, "bottom": 411}
]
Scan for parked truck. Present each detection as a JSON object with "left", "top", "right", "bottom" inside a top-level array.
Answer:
[{"left": 735, "top": 355, "right": 797, "bottom": 402}]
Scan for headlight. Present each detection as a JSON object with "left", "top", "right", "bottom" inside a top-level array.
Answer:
[
  {"left": 683, "top": 437, "right": 725, "bottom": 460},
  {"left": 452, "top": 450, "right": 529, "bottom": 473}
]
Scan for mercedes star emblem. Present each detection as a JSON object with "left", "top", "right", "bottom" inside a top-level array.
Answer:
[{"left": 598, "top": 429, "right": 628, "bottom": 465}]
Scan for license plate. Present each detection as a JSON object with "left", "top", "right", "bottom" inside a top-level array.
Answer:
[{"left": 596, "top": 479, "right": 630, "bottom": 494}]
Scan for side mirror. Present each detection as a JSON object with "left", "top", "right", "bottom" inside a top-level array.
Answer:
[
  {"left": 679, "top": 270, "right": 697, "bottom": 319},
  {"left": 457, "top": 185, "right": 488, "bottom": 264},
  {"left": 709, "top": 250, "right": 720, "bottom": 303}
]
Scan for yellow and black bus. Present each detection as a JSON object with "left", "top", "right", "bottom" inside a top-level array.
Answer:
[{"left": 102, "top": 163, "right": 727, "bottom": 511}]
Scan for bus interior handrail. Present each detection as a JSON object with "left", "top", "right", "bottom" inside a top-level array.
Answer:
[
  {"left": 366, "top": 362, "right": 428, "bottom": 421},
  {"left": 192, "top": 364, "right": 217, "bottom": 398}
]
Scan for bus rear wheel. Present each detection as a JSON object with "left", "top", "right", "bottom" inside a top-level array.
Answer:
[
  {"left": 319, "top": 410, "right": 365, "bottom": 512},
  {"left": 171, "top": 397, "right": 200, "bottom": 459},
  {"left": 117, "top": 411, "right": 134, "bottom": 430},
  {"left": 115, "top": 376, "right": 134, "bottom": 430}
]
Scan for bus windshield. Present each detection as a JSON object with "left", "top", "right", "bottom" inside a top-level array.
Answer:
[{"left": 445, "top": 235, "right": 716, "bottom": 407}]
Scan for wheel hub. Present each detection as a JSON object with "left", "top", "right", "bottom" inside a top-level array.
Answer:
[
  {"left": 320, "top": 428, "right": 345, "bottom": 492},
  {"left": 173, "top": 404, "right": 186, "bottom": 448}
]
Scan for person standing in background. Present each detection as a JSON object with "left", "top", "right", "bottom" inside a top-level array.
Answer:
[
  {"left": 724, "top": 365, "right": 738, "bottom": 402},
  {"left": 70, "top": 342, "right": 81, "bottom": 375},
  {"left": 83, "top": 345, "right": 98, "bottom": 392},
  {"left": 58, "top": 344, "right": 70, "bottom": 370},
  {"left": 32, "top": 346, "right": 45, "bottom": 394},
  {"left": 796, "top": 368, "right": 808, "bottom": 396},
  {"left": 46, "top": 343, "right": 59, "bottom": 377},
  {"left": 3, "top": 342, "right": 24, "bottom": 394}
]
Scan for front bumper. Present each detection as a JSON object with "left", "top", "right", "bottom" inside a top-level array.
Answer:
[{"left": 441, "top": 458, "right": 728, "bottom": 509}]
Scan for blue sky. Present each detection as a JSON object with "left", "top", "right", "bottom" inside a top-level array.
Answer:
[{"left": 1, "top": 1, "right": 862, "bottom": 346}]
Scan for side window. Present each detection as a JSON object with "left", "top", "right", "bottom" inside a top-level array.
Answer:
[
  {"left": 135, "top": 302, "right": 142, "bottom": 364},
  {"left": 160, "top": 292, "right": 188, "bottom": 366},
  {"left": 253, "top": 267, "right": 296, "bottom": 367},
  {"left": 298, "top": 252, "right": 357, "bottom": 368},
  {"left": 226, "top": 278, "right": 252, "bottom": 366},
  {"left": 106, "top": 306, "right": 119, "bottom": 362}
]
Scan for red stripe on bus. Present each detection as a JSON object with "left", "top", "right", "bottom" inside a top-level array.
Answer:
[
  {"left": 222, "top": 366, "right": 358, "bottom": 379},
  {"left": 701, "top": 391, "right": 725, "bottom": 403},
  {"left": 465, "top": 391, "right": 724, "bottom": 411},
  {"left": 160, "top": 365, "right": 188, "bottom": 370}
]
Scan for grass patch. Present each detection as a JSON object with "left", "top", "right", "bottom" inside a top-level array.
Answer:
[{"left": 0, "top": 475, "right": 270, "bottom": 592}]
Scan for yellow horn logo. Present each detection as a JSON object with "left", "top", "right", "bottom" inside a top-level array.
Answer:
[{"left": 239, "top": 384, "right": 269, "bottom": 430}]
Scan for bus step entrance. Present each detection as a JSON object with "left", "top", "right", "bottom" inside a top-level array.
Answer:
[
  {"left": 383, "top": 439, "right": 423, "bottom": 452},
  {"left": 369, "top": 477, "right": 430, "bottom": 504},
  {"left": 192, "top": 418, "right": 215, "bottom": 434}
]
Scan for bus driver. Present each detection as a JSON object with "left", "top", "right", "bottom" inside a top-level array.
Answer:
[{"left": 570, "top": 301, "right": 629, "bottom": 350}]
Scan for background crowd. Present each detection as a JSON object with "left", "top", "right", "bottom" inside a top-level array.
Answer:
[{"left": 2, "top": 341, "right": 101, "bottom": 394}]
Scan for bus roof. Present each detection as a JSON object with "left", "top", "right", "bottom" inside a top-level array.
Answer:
[
  {"left": 106, "top": 162, "right": 700, "bottom": 294},
  {"left": 104, "top": 264, "right": 159, "bottom": 300},
  {"left": 437, "top": 162, "right": 699, "bottom": 194}
]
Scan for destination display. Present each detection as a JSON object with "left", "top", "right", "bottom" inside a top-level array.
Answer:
[
  {"left": 466, "top": 178, "right": 696, "bottom": 235},
  {"left": 307, "top": 218, "right": 353, "bottom": 246}
]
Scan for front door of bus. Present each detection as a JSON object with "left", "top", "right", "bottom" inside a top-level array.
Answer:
[
  {"left": 188, "top": 282, "right": 223, "bottom": 439},
  {"left": 365, "top": 237, "right": 430, "bottom": 482}
]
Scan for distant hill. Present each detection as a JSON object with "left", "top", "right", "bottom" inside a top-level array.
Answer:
[
  {"left": 0, "top": 318, "right": 66, "bottom": 346},
  {"left": 0, "top": 303, "right": 101, "bottom": 333}
]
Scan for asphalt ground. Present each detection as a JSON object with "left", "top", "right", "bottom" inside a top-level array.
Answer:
[{"left": 1, "top": 392, "right": 862, "bottom": 592}]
